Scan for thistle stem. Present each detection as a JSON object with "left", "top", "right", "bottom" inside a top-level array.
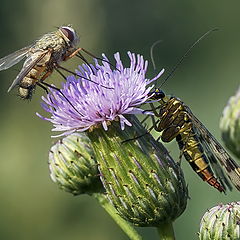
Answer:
[
  {"left": 156, "top": 222, "right": 175, "bottom": 240},
  {"left": 93, "top": 193, "right": 142, "bottom": 240}
]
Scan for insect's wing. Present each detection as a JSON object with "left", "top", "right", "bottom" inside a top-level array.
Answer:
[
  {"left": 192, "top": 124, "right": 232, "bottom": 191},
  {"left": 186, "top": 105, "right": 240, "bottom": 191},
  {"left": 7, "top": 49, "right": 51, "bottom": 92},
  {"left": 0, "top": 46, "right": 32, "bottom": 71}
]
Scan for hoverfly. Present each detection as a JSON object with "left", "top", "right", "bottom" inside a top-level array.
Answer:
[
  {"left": 0, "top": 25, "right": 95, "bottom": 99},
  {"left": 148, "top": 89, "right": 240, "bottom": 193}
]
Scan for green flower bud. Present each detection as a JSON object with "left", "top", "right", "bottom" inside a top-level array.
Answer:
[
  {"left": 49, "top": 132, "right": 103, "bottom": 195},
  {"left": 199, "top": 202, "right": 240, "bottom": 240},
  {"left": 220, "top": 87, "right": 240, "bottom": 158},
  {"left": 87, "top": 116, "right": 188, "bottom": 227}
]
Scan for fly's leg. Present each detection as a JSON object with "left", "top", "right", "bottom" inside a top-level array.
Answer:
[
  {"left": 65, "top": 47, "right": 120, "bottom": 72},
  {"left": 55, "top": 68, "right": 67, "bottom": 80},
  {"left": 122, "top": 115, "right": 160, "bottom": 144},
  {"left": 121, "top": 123, "right": 156, "bottom": 144},
  {"left": 64, "top": 48, "right": 82, "bottom": 61},
  {"left": 36, "top": 82, "right": 48, "bottom": 94},
  {"left": 150, "top": 102, "right": 161, "bottom": 117},
  {"left": 78, "top": 48, "right": 120, "bottom": 71},
  {"left": 39, "top": 69, "right": 53, "bottom": 83},
  {"left": 36, "top": 69, "right": 82, "bottom": 115},
  {"left": 122, "top": 102, "right": 162, "bottom": 143},
  {"left": 40, "top": 81, "right": 83, "bottom": 116},
  {"left": 54, "top": 63, "right": 113, "bottom": 89},
  {"left": 64, "top": 48, "right": 95, "bottom": 73}
]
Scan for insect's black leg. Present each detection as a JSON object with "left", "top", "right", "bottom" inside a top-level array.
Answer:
[
  {"left": 39, "top": 81, "right": 83, "bottom": 116},
  {"left": 123, "top": 102, "right": 162, "bottom": 143},
  {"left": 76, "top": 52, "right": 95, "bottom": 73},
  {"left": 37, "top": 82, "right": 57, "bottom": 111},
  {"left": 140, "top": 114, "right": 150, "bottom": 125},
  {"left": 55, "top": 68, "right": 67, "bottom": 80},
  {"left": 55, "top": 64, "right": 114, "bottom": 90},
  {"left": 121, "top": 119, "right": 158, "bottom": 144},
  {"left": 78, "top": 48, "right": 120, "bottom": 72},
  {"left": 149, "top": 102, "right": 161, "bottom": 117},
  {"left": 121, "top": 130, "right": 150, "bottom": 144},
  {"left": 36, "top": 82, "right": 49, "bottom": 94}
]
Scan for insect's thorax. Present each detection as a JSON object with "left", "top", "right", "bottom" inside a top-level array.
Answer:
[
  {"left": 31, "top": 30, "right": 72, "bottom": 64},
  {"left": 157, "top": 97, "right": 191, "bottom": 141}
]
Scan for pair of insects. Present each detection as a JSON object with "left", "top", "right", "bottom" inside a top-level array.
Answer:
[{"left": 1, "top": 26, "right": 240, "bottom": 193}]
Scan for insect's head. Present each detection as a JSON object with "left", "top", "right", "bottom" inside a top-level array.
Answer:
[
  {"left": 59, "top": 25, "right": 80, "bottom": 47},
  {"left": 149, "top": 88, "right": 165, "bottom": 100}
]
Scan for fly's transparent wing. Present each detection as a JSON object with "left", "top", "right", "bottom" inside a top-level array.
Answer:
[
  {"left": 7, "top": 49, "right": 50, "bottom": 92},
  {"left": 0, "top": 46, "right": 32, "bottom": 70},
  {"left": 185, "top": 105, "right": 240, "bottom": 191}
]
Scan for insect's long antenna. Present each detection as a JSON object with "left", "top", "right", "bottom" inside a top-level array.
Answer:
[
  {"left": 158, "top": 28, "right": 218, "bottom": 88},
  {"left": 56, "top": 65, "right": 114, "bottom": 89}
]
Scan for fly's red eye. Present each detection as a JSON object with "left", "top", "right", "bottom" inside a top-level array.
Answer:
[{"left": 60, "top": 27, "right": 75, "bottom": 42}]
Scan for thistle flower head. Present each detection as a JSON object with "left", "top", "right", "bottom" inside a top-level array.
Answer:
[{"left": 38, "top": 52, "right": 164, "bottom": 136}]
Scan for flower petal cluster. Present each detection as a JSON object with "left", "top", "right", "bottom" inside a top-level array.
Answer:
[{"left": 37, "top": 52, "right": 164, "bottom": 136}]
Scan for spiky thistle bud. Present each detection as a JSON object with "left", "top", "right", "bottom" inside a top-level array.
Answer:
[
  {"left": 49, "top": 132, "right": 103, "bottom": 195},
  {"left": 220, "top": 86, "right": 240, "bottom": 158},
  {"left": 199, "top": 202, "right": 240, "bottom": 240},
  {"left": 87, "top": 116, "right": 188, "bottom": 227}
]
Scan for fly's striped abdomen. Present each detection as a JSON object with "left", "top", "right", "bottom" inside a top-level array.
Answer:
[
  {"left": 155, "top": 96, "right": 225, "bottom": 192},
  {"left": 176, "top": 127, "right": 225, "bottom": 192},
  {"left": 19, "top": 64, "right": 47, "bottom": 99}
]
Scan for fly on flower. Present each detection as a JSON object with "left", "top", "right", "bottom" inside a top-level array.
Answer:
[
  {"left": 0, "top": 25, "right": 105, "bottom": 100},
  {"left": 148, "top": 89, "right": 240, "bottom": 193}
]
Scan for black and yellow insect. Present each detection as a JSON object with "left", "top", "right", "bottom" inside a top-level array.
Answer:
[{"left": 148, "top": 89, "right": 240, "bottom": 193}]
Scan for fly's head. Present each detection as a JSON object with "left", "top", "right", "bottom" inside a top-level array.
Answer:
[{"left": 59, "top": 25, "right": 79, "bottom": 48}]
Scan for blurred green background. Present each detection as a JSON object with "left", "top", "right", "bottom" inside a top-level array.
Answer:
[{"left": 0, "top": 0, "right": 240, "bottom": 239}]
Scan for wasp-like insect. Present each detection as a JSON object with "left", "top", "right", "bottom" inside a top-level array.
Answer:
[
  {"left": 148, "top": 89, "right": 240, "bottom": 192},
  {"left": 0, "top": 25, "right": 95, "bottom": 99}
]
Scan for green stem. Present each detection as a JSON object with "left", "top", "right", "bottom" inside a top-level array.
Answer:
[
  {"left": 93, "top": 193, "right": 142, "bottom": 240},
  {"left": 157, "top": 222, "right": 175, "bottom": 240}
]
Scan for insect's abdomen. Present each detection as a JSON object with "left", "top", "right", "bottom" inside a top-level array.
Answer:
[
  {"left": 158, "top": 97, "right": 225, "bottom": 192},
  {"left": 19, "top": 65, "right": 46, "bottom": 99},
  {"left": 176, "top": 128, "right": 225, "bottom": 192}
]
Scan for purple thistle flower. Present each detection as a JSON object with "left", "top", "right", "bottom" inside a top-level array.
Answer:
[{"left": 37, "top": 52, "right": 164, "bottom": 136}]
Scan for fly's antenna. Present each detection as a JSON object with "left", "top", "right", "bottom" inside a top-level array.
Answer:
[{"left": 152, "top": 28, "right": 219, "bottom": 88}]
